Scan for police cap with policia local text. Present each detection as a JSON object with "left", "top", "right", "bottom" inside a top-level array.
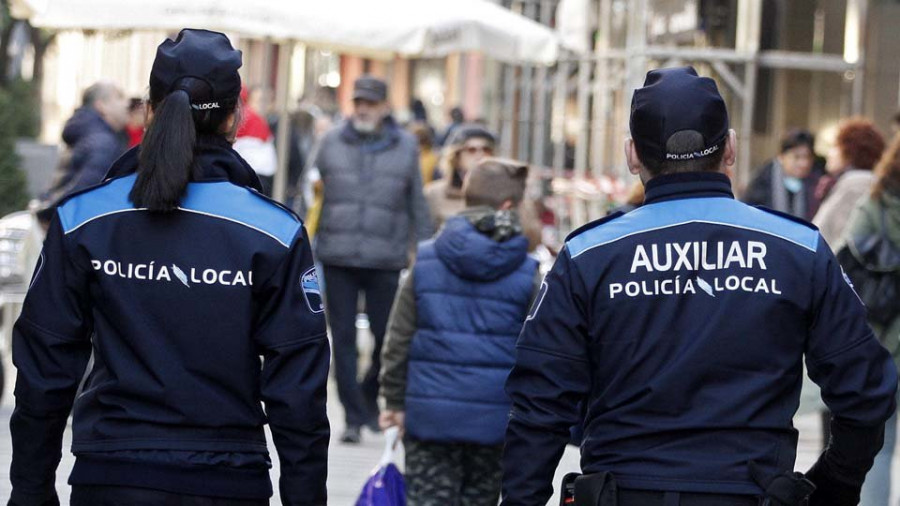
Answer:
[
  {"left": 630, "top": 66, "right": 729, "bottom": 164},
  {"left": 149, "top": 28, "right": 242, "bottom": 111}
]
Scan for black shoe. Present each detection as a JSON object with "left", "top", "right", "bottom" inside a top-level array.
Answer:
[
  {"left": 364, "top": 419, "right": 382, "bottom": 434},
  {"left": 340, "top": 426, "right": 361, "bottom": 444}
]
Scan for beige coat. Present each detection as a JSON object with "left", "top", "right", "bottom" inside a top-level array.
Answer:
[
  {"left": 812, "top": 169, "right": 874, "bottom": 252},
  {"left": 423, "top": 178, "right": 543, "bottom": 250}
]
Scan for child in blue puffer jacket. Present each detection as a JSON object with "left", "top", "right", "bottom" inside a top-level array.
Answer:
[{"left": 379, "top": 158, "right": 542, "bottom": 506}]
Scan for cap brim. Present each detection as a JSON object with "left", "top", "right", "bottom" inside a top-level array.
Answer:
[{"left": 352, "top": 91, "right": 385, "bottom": 102}]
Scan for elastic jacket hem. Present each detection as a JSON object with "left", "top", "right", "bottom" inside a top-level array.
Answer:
[{"left": 69, "top": 455, "right": 273, "bottom": 499}]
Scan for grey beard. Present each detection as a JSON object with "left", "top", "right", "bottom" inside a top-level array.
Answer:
[{"left": 352, "top": 119, "right": 378, "bottom": 134}]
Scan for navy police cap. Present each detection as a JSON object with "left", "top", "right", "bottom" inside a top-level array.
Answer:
[
  {"left": 149, "top": 29, "right": 242, "bottom": 110},
  {"left": 630, "top": 66, "right": 729, "bottom": 164}
]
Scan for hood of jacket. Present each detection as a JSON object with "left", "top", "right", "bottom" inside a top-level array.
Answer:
[
  {"left": 62, "top": 107, "right": 115, "bottom": 147},
  {"left": 434, "top": 214, "right": 528, "bottom": 282}
]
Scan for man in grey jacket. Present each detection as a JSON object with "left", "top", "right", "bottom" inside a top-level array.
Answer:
[{"left": 314, "top": 75, "right": 433, "bottom": 443}]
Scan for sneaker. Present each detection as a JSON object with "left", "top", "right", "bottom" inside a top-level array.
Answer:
[{"left": 340, "top": 426, "right": 361, "bottom": 444}]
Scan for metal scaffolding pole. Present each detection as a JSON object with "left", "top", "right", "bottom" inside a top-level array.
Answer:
[
  {"left": 573, "top": 58, "right": 591, "bottom": 179},
  {"left": 272, "top": 41, "right": 293, "bottom": 203},
  {"left": 736, "top": 0, "right": 761, "bottom": 190},
  {"left": 847, "top": 0, "right": 868, "bottom": 115},
  {"left": 518, "top": 0, "right": 537, "bottom": 161},
  {"left": 553, "top": 57, "right": 570, "bottom": 243},
  {"left": 501, "top": 63, "right": 517, "bottom": 157},
  {"left": 590, "top": 0, "right": 612, "bottom": 176},
  {"left": 531, "top": 0, "right": 554, "bottom": 168},
  {"left": 622, "top": 0, "right": 648, "bottom": 150},
  {"left": 552, "top": 59, "right": 569, "bottom": 172}
]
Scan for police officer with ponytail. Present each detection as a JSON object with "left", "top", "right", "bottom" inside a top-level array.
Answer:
[{"left": 9, "top": 29, "right": 329, "bottom": 506}]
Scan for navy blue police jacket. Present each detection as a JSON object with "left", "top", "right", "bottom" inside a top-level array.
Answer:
[
  {"left": 501, "top": 172, "right": 898, "bottom": 504},
  {"left": 9, "top": 136, "right": 330, "bottom": 506}
]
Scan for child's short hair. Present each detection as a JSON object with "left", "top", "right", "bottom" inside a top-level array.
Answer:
[{"left": 463, "top": 158, "right": 529, "bottom": 209}]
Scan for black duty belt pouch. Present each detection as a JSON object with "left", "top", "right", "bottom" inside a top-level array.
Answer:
[{"left": 560, "top": 472, "right": 619, "bottom": 506}]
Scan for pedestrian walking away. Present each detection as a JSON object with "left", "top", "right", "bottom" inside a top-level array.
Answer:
[
  {"left": 500, "top": 66, "right": 898, "bottom": 506},
  {"left": 313, "top": 75, "right": 433, "bottom": 444},
  {"left": 380, "top": 158, "right": 541, "bottom": 506},
  {"left": 37, "top": 80, "right": 129, "bottom": 224},
  {"left": 8, "top": 29, "right": 330, "bottom": 506},
  {"left": 843, "top": 132, "right": 900, "bottom": 506}
]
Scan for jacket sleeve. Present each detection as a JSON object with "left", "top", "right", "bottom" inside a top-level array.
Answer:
[
  {"left": 742, "top": 163, "right": 772, "bottom": 207},
  {"left": 67, "top": 134, "right": 122, "bottom": 193},
  {"left": 379, "top": 270, "right": 417, "bottom": 411},
  {"left": 804, "top": 235, "right": 898, "bottom": 506},
  {"left": 843, "top": 198, "right": 877, "bottom": 244},
  {"left": 253, "top": 226, "right": 330, "bottom": 506},
  {"left": 9, "top": 216, "right": 93, "bottom": 506},
  {"left": 501, "top": 247, "right": 591, "bottom": 506},
  {"left": 408, "top": 148, "right": 434, "bottom": 242}
]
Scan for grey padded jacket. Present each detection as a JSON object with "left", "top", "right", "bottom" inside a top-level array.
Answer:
[{"left": 313, "top": 118, "right": 434, "bottom": 270}]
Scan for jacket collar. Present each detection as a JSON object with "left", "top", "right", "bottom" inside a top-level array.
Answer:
[
  {"left": 103, "top": 135, "right": 263, "bottom": 192},
  {"left": 339, "top": 116, "right": 401, "bottom": 153},
  {"left": 643, "top": 171, "right": 734, "bottom": 205}
]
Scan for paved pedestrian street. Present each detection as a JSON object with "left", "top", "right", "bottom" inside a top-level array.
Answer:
[{"left": 0, "top": 364, "right": 895, "bottom": 504}]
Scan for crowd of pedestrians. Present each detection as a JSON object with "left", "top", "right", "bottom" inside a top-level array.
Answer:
[{"left": 7, "top": 28, "right": 900, "bottom": 506}]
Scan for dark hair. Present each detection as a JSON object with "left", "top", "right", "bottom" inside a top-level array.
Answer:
[
  {"left": 873, "top": 132, "right": 900, "bottom": 199},
  {"left": 836, "top": 118, "right": 885, "bottom": 171},
  {"left": 780, "top": 129, "right": 815, "bottom": 154},
  {"left": 82, "top": 81, "right": 120, "bottom": 108},
  {"left": 130, "top": 77, "right": 237, "bottom": 212},
  {"left": 409, "top": 121, "right": 433, "bottom": 148},
  {"left": 450, "top": 106, "right": 464, "bottom": 123},
  {"left": 411, "top": 99, "right": 428, "bottom": 122},
  {"left": 639, "top": 130, "right": 726, "bottom": 176}
]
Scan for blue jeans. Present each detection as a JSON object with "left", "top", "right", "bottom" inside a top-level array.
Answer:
[{"left": 861, "top": 409, "right": 898, "bottom": 506}]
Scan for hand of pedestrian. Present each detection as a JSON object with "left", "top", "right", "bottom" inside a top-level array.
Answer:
[{"left": 379, "top": 410, "right": 405, "bottom": 438}]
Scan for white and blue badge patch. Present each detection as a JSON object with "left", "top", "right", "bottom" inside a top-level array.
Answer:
[
  {"left": 526, "top": 280, "right": 549, "bottom": 321},
  {"left": 301, "top": 267, "right": 325, "bottom": 314},
  {"left": 841, "top": 266, "right": 865, "bottom": 305}
]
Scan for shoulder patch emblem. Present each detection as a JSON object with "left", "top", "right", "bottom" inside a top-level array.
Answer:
[
  {"left": 526, "top": 280, "right": 549, "bottom": 321},
  {"left": 301, "top": 267, "right": 325, "bottom": 314}
]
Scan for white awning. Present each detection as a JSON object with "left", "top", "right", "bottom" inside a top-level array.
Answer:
[{"left": 10, "top": 0, "right": 559, "bottom": 64}]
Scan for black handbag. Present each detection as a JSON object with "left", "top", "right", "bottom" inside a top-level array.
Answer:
[{"left": 836, "top": 204, "right": 900, "bottom": 327}]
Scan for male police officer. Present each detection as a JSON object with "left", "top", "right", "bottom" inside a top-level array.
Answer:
[{"left": 500, "top": 67, "right": 898, "bottom": 506}]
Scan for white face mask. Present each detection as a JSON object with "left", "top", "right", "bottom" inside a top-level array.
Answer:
[{"left": 783, "top": 176, "right": 803, "bottom": 194}]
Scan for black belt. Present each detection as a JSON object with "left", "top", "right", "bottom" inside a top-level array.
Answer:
[{"left": 617, "top": 489, "right": 760, "bottom": 506}]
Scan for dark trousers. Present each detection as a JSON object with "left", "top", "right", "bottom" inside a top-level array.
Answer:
[
  {"left": 616, "top": 490, "right": 760, "bottom": 505},
  {"left": 404, "top": 438, "right": 503, "bottom": 506},
  {"left": 70, "top": 485, "right": 268, "bottom": 506},
  {"left": 322, "top": 264, "right": 400, "bottom": 427}
]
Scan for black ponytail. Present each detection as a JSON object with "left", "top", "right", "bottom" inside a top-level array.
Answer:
[
  {"left": 130, "top": 90, "right": 195, "bottom": 211},
  {"left": 130, "top": 77, "right": 236, "bottom": 212}
]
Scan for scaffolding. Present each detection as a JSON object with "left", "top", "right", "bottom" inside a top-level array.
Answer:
[{"left": 493, "top": 0, "right": 869, "bottom": 238}]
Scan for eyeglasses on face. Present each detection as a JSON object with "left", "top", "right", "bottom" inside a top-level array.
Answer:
[{"left": 463, "top": 145, "right": 494, "bottom": 155}]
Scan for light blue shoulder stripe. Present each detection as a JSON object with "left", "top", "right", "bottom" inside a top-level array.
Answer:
[
  {"left": 179, "top": 181, "right": 300, "bottom": 247},
  {"left": 57, "top": 174, "right": 139, "bottom": 234},
  {"left": 58, "top": 174, "right": 300, "bottom": 248},
  {"left": 566, "top": 198, "right": 820, "bottom": 258}
]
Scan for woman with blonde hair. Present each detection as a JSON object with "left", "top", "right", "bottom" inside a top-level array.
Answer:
[{"left": 425, "top": 124, "right": 497, "bottom": 229}]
